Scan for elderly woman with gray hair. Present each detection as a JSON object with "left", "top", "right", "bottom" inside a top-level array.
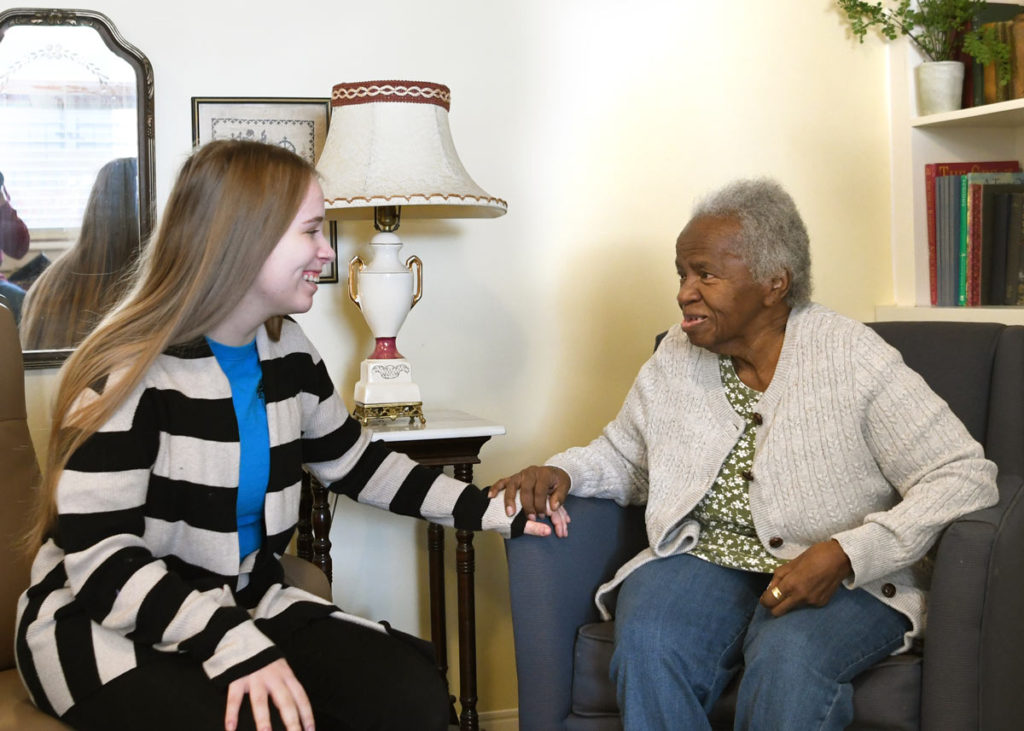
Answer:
[{"left": 490, "top": 178, "right": 998, "bottom": 729}]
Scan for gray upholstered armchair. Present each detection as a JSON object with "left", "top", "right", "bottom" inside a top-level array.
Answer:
[{"left": 506, "top": 321, "right": 1024, "bottom": 730}]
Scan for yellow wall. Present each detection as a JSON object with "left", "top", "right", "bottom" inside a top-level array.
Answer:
[{"left": 19, "top": 0, "right": 892, "bottom": 715}]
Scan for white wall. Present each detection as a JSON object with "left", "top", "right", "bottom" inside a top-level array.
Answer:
[{"left": 20, "top": 0, "right": 893, "bottom": 714}]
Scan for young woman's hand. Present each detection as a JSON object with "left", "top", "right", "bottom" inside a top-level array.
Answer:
[
  {"left": 521, "top": 506, "right": 572, "bottom": 538},
  {"left": 490, "top": 466, "right": 572, "bottom": 537},
  {"left": 225, "top": 658, "right": 314, "bottom": 731}
]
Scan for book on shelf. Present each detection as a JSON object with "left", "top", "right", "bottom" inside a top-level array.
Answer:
[
  {"left": 924, "top": 160, "right": 1021, "bottom": 305},
  {"left": 1014, "top": 14, "right": 1024, "bottom": 99},
  {"left": 960, "top": 175, "right": 969, "bottom": 304},
  {"left": 1006, "top": 193, "right": 1024, "bottom": 303},
  {"left": 931, "top": 172, "right": 1024, "bottom": 306},
  {"left": 983, "top": 22, "right": 1003, "bottom": 104},
  {"left": 936, "top": 175, "right": 960, "bottom": 306},
  {"left": 970, "top": 3, "right": 1024, "bottom": 107},
  {"left": 962, "top": 173, "right": 1024, "bottom": 305},
  {"left": 1002, "top": 19, "right": 1016, "bottom": 101},
  {"left": 979, "top": 183, "right": 1024, "bottom": 303},
  {"left": 981, "top": 20, "right": 1020, "bottom": 104},
  {"left": 990, "top": 192, "right": 1013, "bottom": 302},
  {"left": 991, "top": 190, "right": 1024, "bottom": 304}
]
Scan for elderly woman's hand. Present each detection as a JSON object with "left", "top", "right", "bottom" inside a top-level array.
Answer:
[
  {"left": 489, "top": 465, "right": 571, "bottom": 536},
  {"left": 760, "top": 539, "right": 852, "bottom": 617}
]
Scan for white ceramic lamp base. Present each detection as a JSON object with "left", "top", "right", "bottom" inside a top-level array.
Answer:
[
  {"left": 354, "top": 357, "right": 422, "bottom": 403},
  {"left": 353, "top": 358, "right": 424, "bottom": 425},
  {"left": 348, "top": 231, "right": 425, "bottom": 425}
]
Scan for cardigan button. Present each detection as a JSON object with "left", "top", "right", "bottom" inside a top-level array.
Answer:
[
  {"left": 752, "top": 412, "right": 763, "bottom": 425},
  {"left": 741, "top": 470, "right": 754, "bottom": 482},
  {"left": 881, "top": 583, "right": 896, "bottom": 598},
  {"left": 768, "top": 536, "right": 784, "bottom": 549}
]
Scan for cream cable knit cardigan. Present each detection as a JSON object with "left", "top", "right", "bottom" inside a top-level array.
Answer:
[{"left": 547, "top": 304, "right": 998, "bottom": 647}]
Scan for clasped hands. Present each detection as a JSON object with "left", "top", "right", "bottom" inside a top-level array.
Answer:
[{"left": 488, "top": 465, "right": 573, "bottom": 538}]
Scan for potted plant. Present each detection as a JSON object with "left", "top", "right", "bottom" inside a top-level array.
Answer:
[{"left": 837, "top": 0, "right": 1011, "bottom": 115}]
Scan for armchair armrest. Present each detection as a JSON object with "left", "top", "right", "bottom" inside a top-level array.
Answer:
[
  {"left": 504, "top": 495, "right": 646, "bottom": 729},
  {"left": 922, "top": 472, "right": 1024, "bottom": 729}
]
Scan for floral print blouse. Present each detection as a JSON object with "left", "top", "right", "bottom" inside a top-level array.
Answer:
[{"left": 688, "top": 355, "right": 785, "bottom": 573}]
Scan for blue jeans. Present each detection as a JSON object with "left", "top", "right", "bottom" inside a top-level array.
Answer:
[{"left": 610, "top": 553, "right": 911, "bottom": 730}]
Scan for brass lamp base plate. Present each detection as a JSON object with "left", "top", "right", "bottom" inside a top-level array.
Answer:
[{"left": 353, "top": 401, "right": 426, "bottom": 426}]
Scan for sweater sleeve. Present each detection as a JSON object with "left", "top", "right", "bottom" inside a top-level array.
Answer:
[
  {"left": 831, "top": 331, "right": 999, "bottom": 587},
  {"left": 297, "top": 348, "right": 527, "bottom": 538},
  {"left": 545, "top": 361, "right": 653, "bottom": 507},
  {"left": 56, "top": 384, "right": 281, "bottom": 689}
]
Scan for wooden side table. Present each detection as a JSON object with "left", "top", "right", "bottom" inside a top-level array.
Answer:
[{"left": 297, "top": 409, "right": 505, "bottom": 731}]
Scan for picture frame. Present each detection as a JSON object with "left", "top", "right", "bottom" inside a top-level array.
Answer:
[
  {"left": 191, "top": 96, "right": 330, "bottom": 164},
  {"left": 190, "top": 96, "right": 338, "bottom": 283},
  {"left": 322, "top": 220, "right": 339, "bottom": 284}
]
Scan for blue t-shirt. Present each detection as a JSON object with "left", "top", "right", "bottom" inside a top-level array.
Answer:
[{"left": 206, "top": 336, "right": 270, "bottom": 559}]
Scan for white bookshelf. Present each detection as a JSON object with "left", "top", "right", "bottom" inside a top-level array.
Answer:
[
  {"left": 880, "top": 40, "right": 1024, "bottom": 324},
  {"left": 876, "top": 304, "right": 1024, "bottom": 324},
  {"left": 911, "top": 97, "right": 1024, "bottom": 128}
]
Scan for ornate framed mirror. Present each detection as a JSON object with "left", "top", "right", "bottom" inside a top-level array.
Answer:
[{"left": 0, "top": 8, "right": 154, "bottom": 368}]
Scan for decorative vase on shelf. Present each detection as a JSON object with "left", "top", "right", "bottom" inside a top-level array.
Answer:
[{"left": 915, "top": 61, "right": 965, "bottom": 116}]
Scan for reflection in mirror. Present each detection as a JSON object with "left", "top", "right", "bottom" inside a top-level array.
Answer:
[
  {"left": 19, "top": 158, "right": 140, "bottom": 350},
  {"left": 0, "top": 8, "right": 154, "bottom": 367}
]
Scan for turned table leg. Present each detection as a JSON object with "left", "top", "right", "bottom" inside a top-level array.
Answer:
[
  {"left": 308, "top": 474, "right": 332, "bottom": 581},
  {"left": 428, "top": 522, "right": 449, "bottom": 681},
  {"left": 298, "top": 473, "right": 313, "bottom": 563},
  {"left": 453, "top": 463, "right": 479, "bottom": 731}
]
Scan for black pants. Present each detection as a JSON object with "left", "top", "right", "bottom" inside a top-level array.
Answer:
[{"left": 61, "top": 618, "right": 451, "bottom": 731}]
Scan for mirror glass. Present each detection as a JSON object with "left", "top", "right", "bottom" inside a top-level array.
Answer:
[{"left": 0, "top": 9, "right": 154, "bottom": 368}]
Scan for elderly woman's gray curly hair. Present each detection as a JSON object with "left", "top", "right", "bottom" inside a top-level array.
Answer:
[{"left": 690, "top": 178, "right": 812, "bottom": 306}]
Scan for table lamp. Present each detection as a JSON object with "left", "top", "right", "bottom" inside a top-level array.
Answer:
[{"left": 317, "top": 81, "right": 506, "bottom": 425}]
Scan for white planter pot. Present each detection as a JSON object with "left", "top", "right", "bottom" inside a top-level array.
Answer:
[{"left": 915, "top": 61, "right": 965, "bottom": 116}]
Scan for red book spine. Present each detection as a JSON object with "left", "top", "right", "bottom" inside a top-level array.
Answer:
[
  {"left": 926, "top": 164, "right": 939, "bottom": 305},
  {"left": 968, "top": 183, "right": 984, "bottom": 305}
]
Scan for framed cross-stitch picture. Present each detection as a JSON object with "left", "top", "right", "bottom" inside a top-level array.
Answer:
[
  {"left": 190, "top": 96, "right": 338, "bottom": 282},
  {"left": 190, "top": 96, "right": 330, "bottom": 164}
]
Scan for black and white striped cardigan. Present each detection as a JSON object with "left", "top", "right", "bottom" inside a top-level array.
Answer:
[{"left": 15, "top": 319, "right": 525, "bottom": 718}]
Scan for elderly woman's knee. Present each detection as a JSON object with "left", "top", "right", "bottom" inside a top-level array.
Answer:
[
  {"left": 611, "top": 607, "right": 672, "bottom": 663},
  {"left": 612, "top": 617, "right": 705, "bottom": 683}
]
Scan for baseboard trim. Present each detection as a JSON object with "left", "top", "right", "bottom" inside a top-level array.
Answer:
[{"left": 478, "top": 708, "right": 518, "bottom": 731}]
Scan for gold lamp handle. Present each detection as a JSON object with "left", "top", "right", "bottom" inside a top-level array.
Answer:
[
  {"left": 407, "top": 255, "right": 423, "bottom": 308},
  {"left": 348, "top": 256, "right": 364, "bottom": 309}
]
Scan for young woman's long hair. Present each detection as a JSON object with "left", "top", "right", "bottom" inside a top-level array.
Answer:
[
  {"left": 19, "top": 157, "right": 141, "bottom": 350},
  {"left": 27, "top": 140, "right": 317, "bottom": 549}
]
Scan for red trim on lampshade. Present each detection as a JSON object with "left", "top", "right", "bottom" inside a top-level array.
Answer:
[{"left": 331, "top": 81, "right": 451, "bottom": 111}]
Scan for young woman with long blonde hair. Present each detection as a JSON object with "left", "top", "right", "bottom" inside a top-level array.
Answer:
[{"left": 17, "top": 140, "right": 548, "bottom": 731}]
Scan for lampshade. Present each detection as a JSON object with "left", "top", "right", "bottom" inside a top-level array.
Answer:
[{"left": 317, "top": 80, "right": 507, "bottom": 219}]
